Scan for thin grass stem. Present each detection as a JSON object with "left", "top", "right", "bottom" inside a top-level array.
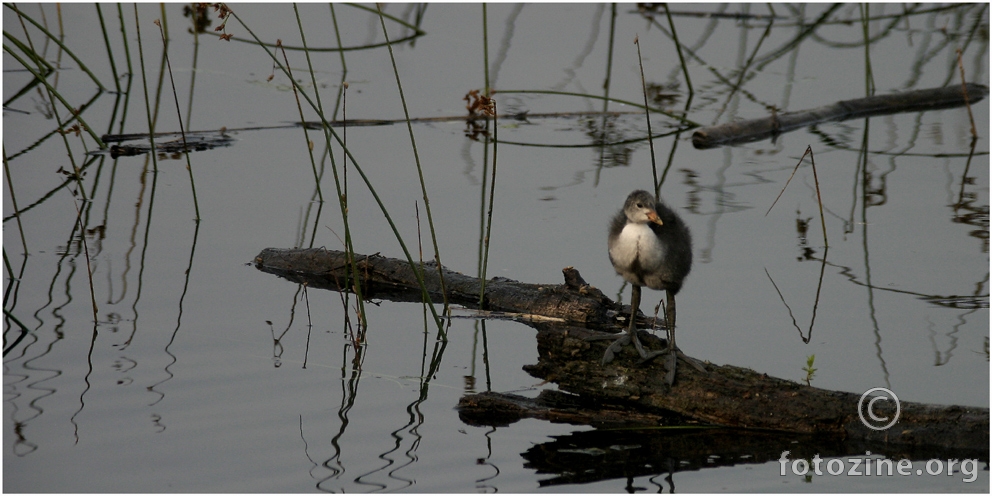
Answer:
[
  {"left": 292, "top": 3, "right": 366, "bottom": 330},
  {"left": 663, "top": 4, "right": 693, "bottom": 96},
  {"left": 807, "top": 147, "right": 828, "bottom": 247},
  {"left": 4, "top": 3, "right": 107, "bottom": 92},
  {"left": 955, "top": 49, "right": 978, "bottom": 139},
  {"left": 116, "top": 4, "right": 133, "bottom": 88},
  {"left": 279, "top": 39, "right": 323, "bottom": 203},
  {"left": 482, "top": 3, "right": 490, "bottom": 95},
  {"left": 95, "top": 4, "right": 121, "bottom": 93},
  {"left": 348, "top": 3, "right": 426, "bottom": 34},
  {"left": 71, "top": 199, "right": 99, "bottom": 323},
  {"left": 479, "top": 101, "right": 498, "bottom": 310},
  {"left": 134, "top": 5, "right": 159, "bottom": 177},
  {"left": 156, "top": 19, "right": 200, "bottom": 221},
  {"left": 184, "top": 6, "right": 202, "bottom": 130},
  {"left": 377, "top": 4, "right": 450, "bottom": 334},
  {"left": 765, "top": 145, "right": 828, "bottom": 247},
  {"left": 328, "top": 4, "right": 348, "bottom": 72},
  {"left": 634, "top": 36, "right": 659, "bottom": 195},
  {"left": 341, "top": 84, "right": 366, "bottom": 330},
  {"left": 592, "top": 4, "right": 618, "bottom": 185},
  {"left": 2, "top": 148, "right": 28, "bottom": 255},
  {"left": 859, "top": 3, "right": 875, "bottom": 96},
  {"left": 328, "top": 3, "right": 349, "bottom": 118},
  {"left": 226, "top": 7, "right": 443, "bottom": 331},
  {"left": 2, "top": 41, "right": 105, "bottom": 148},
  {"left": 157, "top": 3, "right": 167, "bottom": 40}
]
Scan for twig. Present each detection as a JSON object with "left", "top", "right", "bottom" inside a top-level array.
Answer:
[
  {"left": 155, "top": 18, "right": 200, "bottom": 221},
  {"left": 765, "top": 145, "right": 828, "bottom": 247},
  {"left": 634, "top": 35, "right": 659, "bottom": 194},
  {"left": 956, "top": 48, "right": 978, "bottom": 139},
  {"left": 377, "top": 3, "right": 448, "bottom": 336}
]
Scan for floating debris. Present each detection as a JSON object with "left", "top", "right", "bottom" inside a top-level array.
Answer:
[{"left": 89, "top": 129, "right": 236, "bottom": 158}]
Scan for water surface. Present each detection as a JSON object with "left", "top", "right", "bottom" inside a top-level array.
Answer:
[{"left": 4, "top": 3, "right": 988, "bottom": 492}]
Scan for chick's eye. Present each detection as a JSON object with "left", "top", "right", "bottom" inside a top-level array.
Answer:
[{"left": 636, "top": 202, "right": 643, "bottom": 208}]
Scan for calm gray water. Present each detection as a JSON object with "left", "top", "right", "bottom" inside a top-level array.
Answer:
[{"left": 4, "top": 3, "right": 989, "bottom": 492}]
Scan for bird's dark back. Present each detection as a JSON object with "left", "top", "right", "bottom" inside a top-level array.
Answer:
[{"left": 651, "top": 200, "right": 692, "bottom": 293}]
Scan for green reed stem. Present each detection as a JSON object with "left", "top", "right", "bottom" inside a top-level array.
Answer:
[
  {"left": 157, "top": 3, "right": 167, "bottom": 39},
  {"left": 95, "top": 4, "right": 121, "bottom": 93},
  {"left": 339, "top": 86, "right": 366, "bottom": 330},
  {"left": 35, "top": 57, "right": 89, "bottom": 201},
  {"left": 378, "top": 4, "right": 450, "bottom": 334},
  {"left": 116, "top": 3, "right": 133, "bottom": 88},
  {"left": 2, "top": 147, "right": 28, "bottom": 254},
  {"left": 292, "top": 3, "right": 366, "bottom": 329},
  {"left": 807, "top": 146, "right": 828, "bottom": 248},
  {"left": 4, "top": 3, "right": 107, "bottom": 92},
  {"left": 2, "top": 40, "right": 105, "bottom": 148},
  {"left": 328, "top": 3, "right": 349, "bottom": 118},
  {"left": 764, "top": 146, "right": 828, "bottom": 247},
  {"left": 134, "top": 5, "right": 158, "bottom": 176},
  {"left": 603, "top": 3, "right": 616, "bottom": 103},
  {"left": 859, "top": 3, "right": 875, "bottom": 96},
  {"left": 185, "top": 6, "right": 202, "bottom": 130},
  {"left": 663, "top": 4, "right": 693, "bottom": 96},
  {"left": 479, "top": 102, "right": 498, "bottom": 310},
  {"left": 328, "top": 4, "right": 348, "bottom": 72},
  {"left": 635, "top": 36, "right": 659, "bottom": 195},
  {"left": 349, "top": 3, "right": 426, "bottom": 33},
  {"left": 280, "top": 40, "right": 322, "bottom": 203},
  {"left": 227, "top": 7, "right": 443, "bottom": 331},
  {"left": 482, "top": 3, "right": 490, "bottom": 95},
  {"left": 156, "top": 19, "right": 200, "bottom": 221},
  {"left": 206, "top": 3, "right": 426, "bottom": 53}
]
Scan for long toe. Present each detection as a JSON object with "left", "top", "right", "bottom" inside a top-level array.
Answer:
[
  {"left": 677, "top": 349, "right": 708, "bottom": 373},
  {"left": 630, "top": 330, "right": 649, "bottom": 359},
  {"left": 637, "top": 347, "right": 672, "bottom": 364},
  {"left": 601, "top": 334, "right": 631, "bottom": 365},
  {"left": 663, "top": 353, "right": 677, "bottom": 385}
]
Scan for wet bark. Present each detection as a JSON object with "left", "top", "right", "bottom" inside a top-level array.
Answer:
[
  {"left": 254, "top": 247, "right": 627, "bottom": 328},
  {"left": 691, "top": 83, "right": 989, "bottom": 149},
  {"left": 465, "top": 323, "right": 988, "bottom": 452},
  {"left": 254, "top": 247, "right": 989, "bottom": 452}
]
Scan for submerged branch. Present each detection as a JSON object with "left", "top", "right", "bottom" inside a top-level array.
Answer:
[
  {"left": 692, "top": 83, "right": 989, "bottom": 149},
  {"left": 254, "top": 247, "right": 989, "bottom": 453}
]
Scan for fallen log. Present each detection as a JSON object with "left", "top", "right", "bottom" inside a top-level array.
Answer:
[
  {"left": 691, "top": 83, "right": 989, "bottom": 149},
  {"left": 461, "top": 323, "right": 989, "bottom": 452},
  {"left": 254, "top": 247, "right": 631, "bottom": 329},
  {"left": 254, "top": 248, "right": 989, "bottom": 452}
]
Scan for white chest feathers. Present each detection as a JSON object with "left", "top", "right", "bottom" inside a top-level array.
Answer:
[{"left": 610, "top": 223, "right": 666, "bottom": 274}]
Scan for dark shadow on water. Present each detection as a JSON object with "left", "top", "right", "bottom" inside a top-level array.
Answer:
[{"left": 517, "top": 426, "right": 990, "bottom": 489}]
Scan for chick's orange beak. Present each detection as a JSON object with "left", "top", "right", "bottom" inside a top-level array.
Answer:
[{"left": 647, "top": 210, "right": 664, "bottom": 226}]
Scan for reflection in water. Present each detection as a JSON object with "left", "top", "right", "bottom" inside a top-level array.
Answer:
[
  {"left": 2, "top": 3, "right": 987, "bottom": 492},
  {"left": 489, "top": 4, "right": 524, "bottom": 90},
  {"left": 308, "top": 331, "right": 451, "bottom": 491},
  {"left": 474, "top": 426, "right": 501, "bottom": 492},
  {"left": 466, "top": 319, "right": 492, "bottom": 394},
  {"left": 312, "top": 344, "right": 362, "bottom": 490},
  {"left": 518, "top": 426, "right": 988, "bottom": 489}
]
